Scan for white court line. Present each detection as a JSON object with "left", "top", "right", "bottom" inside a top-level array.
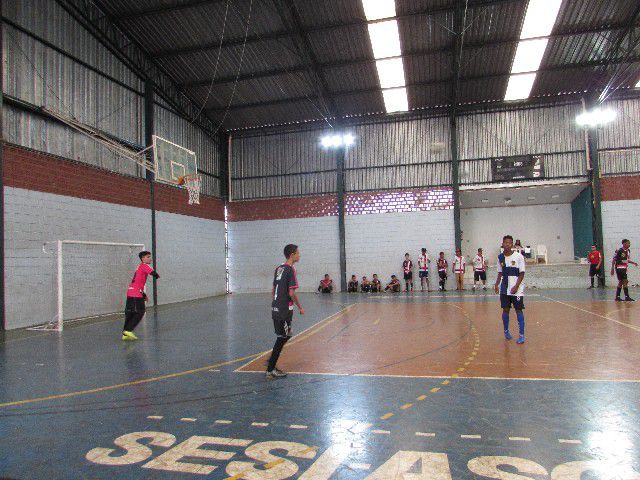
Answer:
[
  {"left": 461, "top": 434, "right": 482, "bottom": 439},
  {"left": 372, "top": 429, "right": 391, "bottom": 435},
  {"left": 215, "top": 420, "right": 232, "bottom": 424},
  {"left": 416, "top": 432, "right": 436, "bottom": 437},
  {"left": 539, "top": 294, "right": 640, "bottom": 333},
  {"left": 558, "top": 439, "right": 582, "bottom": 444},
  {"left": 349, "top": 463, "right": 371, "bottom": 470},
  {"left": 180, "top": 418, "right": 197, "bottom": 422},
  {"left": 289, "top": 424, "right": 308, "bottom": 429},
  {"left": 147, "top": 415, "right": 163, "bottom": 420},
  {"left": 509, "top": 437, "right": 531, "bottom": 442},
  {"left": 251, "top": 422, "right": 269, "bottom": 427}
]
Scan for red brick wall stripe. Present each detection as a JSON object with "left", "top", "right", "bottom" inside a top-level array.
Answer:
[
  {"left": 601, "top": 175, "right": 640, "bottom": 202},
  {"left": 3, "top": 144, "right": 224, "bottom": 221},
  {"left": 227, "top": 187, "right": 454, "bottom": 222},
  {"left": 228, "top": 194, "right": 338, "bottom": 222}
]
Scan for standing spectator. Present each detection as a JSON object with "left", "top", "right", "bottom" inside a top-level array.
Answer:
[
  {"left": 418, "top": 248, "right": 431, "bottom": 292},
  {"left": 514, "top": 239, "right": 524, "bottom": 253},
  {"left": 452, "top": 248, "right": 466, "bottom": 291},
  {"left": 347, "top": 275, "right": 359, "bottom": 293},
  {"left": 437, "top": 252, "right": 448, "bottom": 291},
  {"left": 610, "top": 239, "right": 637, "bottom": 301},
  {"left": 317, "top": 274, "right": 334, "bottom": 294},
  {"left": 587, "top": 244, "right": 602, "bottom": 289},
  {"left": 402, "top": 253, "right": 414, "bottom": 292},
  {"left": 472, "top": 248, "right": 488, "bottom": 290}
]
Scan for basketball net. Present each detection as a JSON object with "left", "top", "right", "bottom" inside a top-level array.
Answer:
[{"left": 180, "top": 174, "right": 202, "bottom": 205}]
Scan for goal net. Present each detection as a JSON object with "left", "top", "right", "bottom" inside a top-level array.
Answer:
[{"left": 30, "top": 241, "right": 145, "bottom": 331}]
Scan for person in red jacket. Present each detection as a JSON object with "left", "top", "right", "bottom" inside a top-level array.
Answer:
[{"left": 587, "top": 244, "right": 602, "bottom": 289}]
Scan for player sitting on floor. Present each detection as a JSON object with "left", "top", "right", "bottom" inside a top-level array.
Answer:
[
  {"left": 318, "top": 274, "right": 334, "bottom": 293},
  {"left": 361, "top": 276, "right": 371, "bottom": 293},
  {"left": 348, "top": 275, "right": 359, "bottom": 293},
  {"left": 371, "top": 274, "right": 382, "bottom": 292},
  {"left": 385, "top": 275, "right": 401, "bottom": 292}
]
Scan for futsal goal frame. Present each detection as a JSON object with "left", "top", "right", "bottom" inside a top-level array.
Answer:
[{"left": 29, "top": 240, "right": 145, "bottom": 332}]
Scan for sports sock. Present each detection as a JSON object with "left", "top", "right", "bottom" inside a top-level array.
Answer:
[
  {"left": 616, "top": 287, "right": 622, "bottom": 298},
  {"left": 502, "top": 311, "right": 510, "bottom": 332},
  {"left": 624, "top": 287, "right": 630, "bottom": 298},
  {"left": 516, "top": 310, "right": 525, "bottom": 335},
  {"left": 590, "top": 277, "right": 594, "bottom": 287}
]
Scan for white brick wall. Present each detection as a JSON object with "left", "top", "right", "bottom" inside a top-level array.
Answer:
[
  {"left": 228, "top": 216, "right": 340, "bottom": 293},
  {"left": 4, "top": 187, "right": 225, "bottom": 329},
  {"left": 461, "top": 204, "right": 575, "bottom": 264},
  {"left": 156, "top": 211, "right": 227, "bottom": 303},
  {"left": 602, "top": 200, "right": 640, "bottom": 286},
  {"left": 345, "top": 210, "right": 455, "bottom": 289}
]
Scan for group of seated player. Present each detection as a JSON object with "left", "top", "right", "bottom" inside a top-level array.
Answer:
[{"left": 318, "top": 246, "right": 492, "bottom": 293}]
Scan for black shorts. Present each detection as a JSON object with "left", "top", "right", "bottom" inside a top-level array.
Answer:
[
  {"left": 404, "top": 272, "right": 413, "bottom": 281},
  {"left": 419, "top": 270, "right": 429, "bottom": 278},
  {"left": 474, "top": 271, "right": 487, "bottom": 281},
  {"left": 272, "top": 311, "right": 293, "bottom": 338},
  {"left": 500, "top": 294, "right": 525, "bottom": 310},
  {"left": 589, "top": 264, "right": 600, "bottom": 277},
  {"left": 616, "top": 268, "right": 628, "bottom": 281},
  {"left": 125, "top": 297, "right": 146, "bottom": 314}
]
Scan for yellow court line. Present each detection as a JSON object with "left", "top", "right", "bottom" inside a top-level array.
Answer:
[
  {"left": 0, "top": 351, "right": 268, "bottom": 409},
  {"left": 400, "top": 403, "right": 413, "bottom": 410},
  {"left": 416, "top": 395, "right": 428, "bottom": 401},
  {"left": 380, "top": 412, "right": 394, "bottom": 420},
  {"left": 539, "top": 295, "right": 640, "bottom": 333}
]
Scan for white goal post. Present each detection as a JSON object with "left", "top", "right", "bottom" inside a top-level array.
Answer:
[{"left": 30, "top": 240, "right": 145, "bottom": 332}]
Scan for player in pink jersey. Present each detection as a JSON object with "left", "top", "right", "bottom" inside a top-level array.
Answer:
[{"left": 122, "top": 251, "right": 159, "bottom": 341}]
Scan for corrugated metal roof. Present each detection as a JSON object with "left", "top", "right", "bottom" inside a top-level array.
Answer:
[{"left": 93, "top": 0, "right": 640, "bottom": 130}]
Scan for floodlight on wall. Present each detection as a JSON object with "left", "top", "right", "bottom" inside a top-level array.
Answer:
[
  {"left": 321, "top": 134, "right": 355, "bottom": 148},
  {"left": 576, "top": 108, "right": 616, "bottom": 127}
]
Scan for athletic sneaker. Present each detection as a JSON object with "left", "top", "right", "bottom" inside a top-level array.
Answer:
[
  {"left": 482, "top": 286, "right": 487, "bottom": 290},
  {"left": 122, "top": 334, "right": 135, "bottom": 341},
  {"left": 625, "top": 297, "right": 635, "bottom": 302},
  {"left": 266, "top": 368, "right": 287, "bottom": 378},
  {"left": 123, "top": 330, "right": 138, "bottom": 340},
  {"left": 516, "top": 335, "right": 525, "bottom": 344},
  {"left": 588, "top": 286, "right": 594, "bottom": 289},
  {"left": 615, "top": 297, "right": 623, "bottom": 302},
  {"left": 504, "top": 330, "right": 513, "bottom": 340}
]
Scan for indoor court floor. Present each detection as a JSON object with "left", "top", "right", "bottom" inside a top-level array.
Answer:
[{"left": 1, "top": 289, "right": 639, "bottom": 479}]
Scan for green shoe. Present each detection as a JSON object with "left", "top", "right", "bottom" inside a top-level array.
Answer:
[
  {"left": 122, "top": 334, "right": 134, "bottom": 341},
  {"left": 122, "top": 330, "right": 138, "bottom": 340}
]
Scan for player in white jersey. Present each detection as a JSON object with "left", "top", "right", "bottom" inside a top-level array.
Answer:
[
  {"left": 418, "top": 248, "right": 431, "bottom": 291},
  {"left": 452, "top": 248, "right": 466, "bottom": 291},
  {"left": 472, "top": 248, "right": 487, "bottom": 290},
  {"left": 494, "top": 235, "right": 526, "bottom": 344}
]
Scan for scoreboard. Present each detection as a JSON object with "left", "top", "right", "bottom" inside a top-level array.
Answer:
[{"left": 491, "top": 154, "right": 545, "bottom": 182}]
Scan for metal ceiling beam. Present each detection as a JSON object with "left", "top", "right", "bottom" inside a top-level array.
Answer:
[
  {"left": 150, "top": 0, "right": 523, "bottom": 59},
  {"left": 55, "top": 0, "right": 219, "bottom": 135},
  {"left": 205, "top": 56, "right": 640, "bottom": 112},
  {"left": 272, "top": 0, "right": 336, "bottom": 118},
  {"left": 180, "top": 24, "right": 629, "bottom": 89},
  {"left": 116, "top": 0, "right": 227, "bottom": 22}
]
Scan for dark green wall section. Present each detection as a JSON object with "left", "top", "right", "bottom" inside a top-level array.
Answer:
[{"left": 571, "top": 186, "right": 593, "bottom": 258}]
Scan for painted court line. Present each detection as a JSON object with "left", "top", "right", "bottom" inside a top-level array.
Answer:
[
  {"left": 400, "top": 403, "right": 413, "bottom": 410},
  {"left": 380, "top": 412, "right": 394, "bottom": 420},
  {"left": 416, "top": 432, "right": 436, "bottom": 437},
  {"left": 509, "top": 437, "right": 531, "bottom": 442},
  {"left": 349, "top": 463, "right": 371, "bottom": 470},
  {"left": 215, "top": 420, "right": 232, "bottom": 424},
  {"left": 372, "top": 429, "right": 391, "bottom": 435},
  {"left": 461, "top": 434, "right": 482, "bottom": 439},
  {"left": 558, "top": 439, "right": 582, "bottom": 444},
  {"left": 147, "top": 415, "right": 163, "bottom": 420},
  {"left": 539, "top": 294, "right": 640, "bottom": 333},
  {"left": 251, "top": 422, "right": 269, "bottom": 427},
  {"left": 416, "top": 395, "right": 427, "bottom": 401},
  {"left": 180, "top": 418, "right": 197, "bottom": 422},
  {"left": 289, "top": 424, "right": 308, "bottom": 429}
]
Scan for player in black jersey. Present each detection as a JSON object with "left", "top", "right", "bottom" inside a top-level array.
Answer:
[{"left": 267, "top": 244, "right": 304, "bottom": 378}]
